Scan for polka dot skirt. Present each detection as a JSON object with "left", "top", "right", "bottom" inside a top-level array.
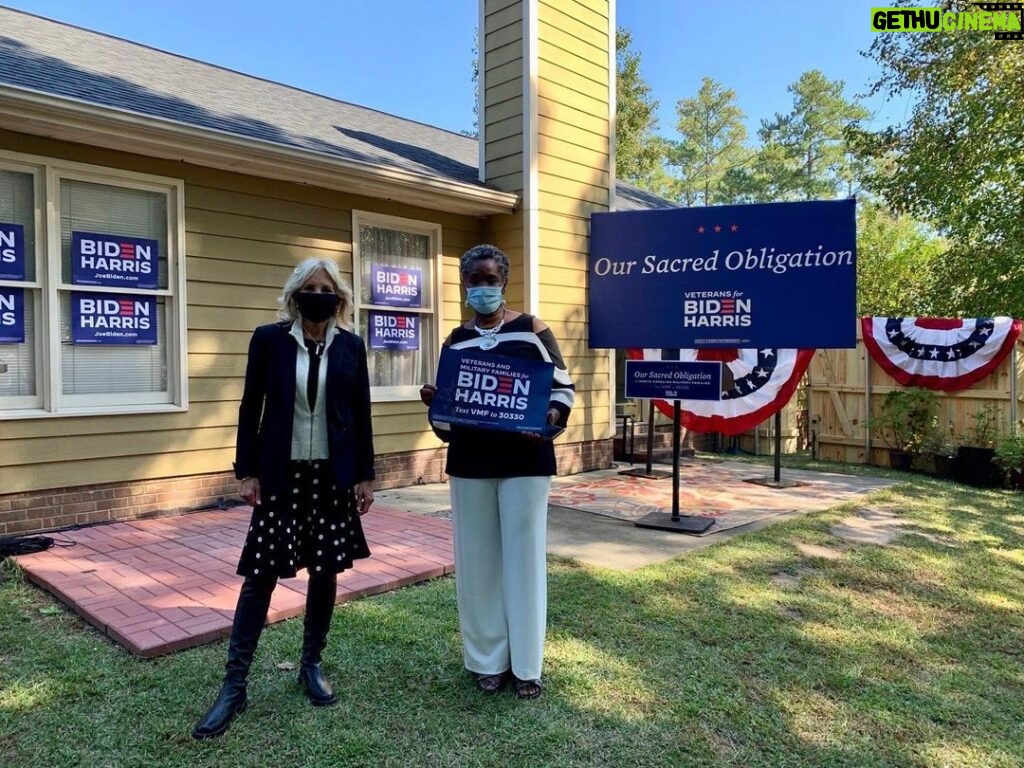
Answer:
[{"left": 237, "top": 460, "right": 371, "bottom": 579}]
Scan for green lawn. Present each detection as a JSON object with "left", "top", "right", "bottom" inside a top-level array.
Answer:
[{"left": 2, "top": 462, "right": 1023, "bottom": 767}]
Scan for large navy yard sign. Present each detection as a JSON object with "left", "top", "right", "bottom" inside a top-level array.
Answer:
[{"left": 589, "top": 199, "right": 856, "bottom": 349}]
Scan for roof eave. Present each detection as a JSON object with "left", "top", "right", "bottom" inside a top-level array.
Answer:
[{"left": 0, "top": 85, "right": 519, "bottom": 217}]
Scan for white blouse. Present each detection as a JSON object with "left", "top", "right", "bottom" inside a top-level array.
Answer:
[{"left": 287, "top": 319, "right": 337, "bottom": 461}]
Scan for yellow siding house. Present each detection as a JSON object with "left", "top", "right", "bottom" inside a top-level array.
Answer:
[{"left": 0, "top": 1, "right": 642, "bottom": 535}]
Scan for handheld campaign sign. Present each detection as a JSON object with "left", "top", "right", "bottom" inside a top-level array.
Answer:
[
  {"left": 72, "top": 231, "right": 159, "bottom": 289},
  {"left": 429, "top": 346, "right": 554, "bottom": 433},
  {"left": 625, "top": 360, "right": 722, "bottom": 401},
  {"left": 589, "top": 199, "right": 856, "bottom": 349},
  {"left": 0, "top": 222, "right": 25, "bottom": 281}
]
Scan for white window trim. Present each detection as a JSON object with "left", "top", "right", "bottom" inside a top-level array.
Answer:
[
  {"left": 0, "top": 157, "right": 45, "bottom": 412},
  {"left": 0, "top": 149, "right": 188, "bottom": 419},
  {"left": 351, "top": 209, "right": 443, "bottom": 403}
]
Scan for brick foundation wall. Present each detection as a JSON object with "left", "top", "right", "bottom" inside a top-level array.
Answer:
[
  {"left": 554, "top": 437, "right": 614, "bottom": 475},
  {"left": 0, "top": 439, "right": 615, "bottom": 536},
  {"left": 0, "top": 472, "right": 241, "bottom": 537}
]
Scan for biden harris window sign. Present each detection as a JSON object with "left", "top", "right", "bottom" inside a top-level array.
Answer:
[
  {"left": 1, "top": 223, "right": 26, "bottom": 344},
  {"left": 72, "top": 231, "right": 159, "bottom": 289},
  {"left": 71, "top": 293, "right": 157, "bottom": 345},
  {"left": 370, "top": 264, "right": 422, "bottom": 308},
  {"left": 368, "top": 311, "right": 420, "bottom": 350},
  {"left": 0, "top": 288, "right": 25, "bottom": 344},
  {"left": 1, "top": 222, "right": 25, "bottom": 281}
]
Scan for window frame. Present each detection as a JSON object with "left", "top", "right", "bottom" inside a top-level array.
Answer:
[
  {"left": 0, "top": 157, "right": 45, "bottom": 411},
  {"left": 0, "top": 149, "right": 188, "bottom": 419},
  {"left": 351, "top": 209, "right": 443, "bottom": 403}
]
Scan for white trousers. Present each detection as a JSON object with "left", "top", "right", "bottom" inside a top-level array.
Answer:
[{"left": 449, "top": 475, "right": 551, "bottom": 681}]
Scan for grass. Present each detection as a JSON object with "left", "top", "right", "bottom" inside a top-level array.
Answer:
[{"left": 2, "top": 460, "right": 1024, "bottom": 767}]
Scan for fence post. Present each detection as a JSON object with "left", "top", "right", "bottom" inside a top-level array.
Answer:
[
  {"left": 865, "top": 340, "right": 872, "bottom": 464},
  {"left": 1012, "top": 345, "right": 1019, "bottom": 432}
]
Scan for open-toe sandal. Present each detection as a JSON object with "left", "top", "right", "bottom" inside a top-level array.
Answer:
[
  {"left": 474, "top": 671, "right": 508, "bottom": 695},
  {"left": 514, "top": 677, "right": 543, "bottom": 700}
]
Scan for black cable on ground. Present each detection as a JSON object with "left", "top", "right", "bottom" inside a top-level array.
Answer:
[
  {"left": 0, "top": 534, "right": 56, "bottom": 561},
  {"left": 0, "top": 498, "right": 245, "bottom": 565}
]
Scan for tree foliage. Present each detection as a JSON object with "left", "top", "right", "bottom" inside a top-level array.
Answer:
[
  {"left": 704, "top": 70, "right": 869, "bottom": 205},
  {"left": 463, "top": 27, "right": 479, "bottom": 138},
  {"left": 862, "top": 0, "right": 1024, "bottom": 316},
  {"left": 667, "top": 77, "right": 750, "bottom": 206},
  {"left": 615, "top": 28, "right": 663, "bottom": 185},
  {"left": 756, "top": 70, "right": 869, "bottom": 201},
  {"left": 856, "top": 201, "right": 946, "bottom": 316}
]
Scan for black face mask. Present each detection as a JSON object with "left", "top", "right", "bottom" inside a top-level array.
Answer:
[{"left": 294, "top": 292, "right": 340, "bottom": 322}]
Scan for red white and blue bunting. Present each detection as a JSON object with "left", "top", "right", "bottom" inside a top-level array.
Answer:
[
  {"left": 626, "top": 348, "right": 814, "bottom": 435},
  {"left": 861, "top": 317, "right": 1022, "bottom": 392}
]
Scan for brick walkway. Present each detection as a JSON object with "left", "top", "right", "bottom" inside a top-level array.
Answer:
[{"left": 12, "top": 505, "right": 453, "bottom": 658}]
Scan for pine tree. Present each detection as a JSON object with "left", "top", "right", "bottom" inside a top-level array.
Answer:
[
  {"left": 667, "top": 77, "right": 750, "bottom": 206},
  {"left": 615, "top": 28, "right": 662, "bottom": 185}
]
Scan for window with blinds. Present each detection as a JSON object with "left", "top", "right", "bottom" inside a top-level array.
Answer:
[
  {"left": 0, "top": 168, "right": 39, "bottom": 406},
  {"left": 0, "top": 151, "right": 185, "bottom": 417},
  {"left": 59, "top": 180, "right": 169, "bottom": 397},
  {"left": 352, "top": 211, "right": 441, "bottom": 401}
]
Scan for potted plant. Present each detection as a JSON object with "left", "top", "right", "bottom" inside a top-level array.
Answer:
[
  {"left": 872, "top": 387, "right": 939, "bottom": 471},
  {"left": 934, "top": 437, "right": 959, "bottom": 480},
  {"left": 955, "top": 405, "right": 1002, "bottom": 487},
  {"left": 994, "top": 432, "right": 1024, "bottom": 490},
  {"left": 916, "top": 420, "right": 958, "bottom": 478}
]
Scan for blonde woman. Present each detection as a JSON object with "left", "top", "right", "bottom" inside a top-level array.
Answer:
[{"left": 193, "top": 258, "right": 376, "bottom": 739}]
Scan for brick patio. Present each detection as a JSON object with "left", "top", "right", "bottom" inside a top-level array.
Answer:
[{"left": 12, "top": 504, "right": 453, "bottom": 658}]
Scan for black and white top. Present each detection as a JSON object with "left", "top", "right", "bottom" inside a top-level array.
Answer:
[{"left": 430, "top": 313, "right": 575, "bottom": 478}]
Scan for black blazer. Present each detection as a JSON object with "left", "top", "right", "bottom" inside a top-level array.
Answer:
[{"left": 233, "top": 321, "right": 375, "bottom": 496}]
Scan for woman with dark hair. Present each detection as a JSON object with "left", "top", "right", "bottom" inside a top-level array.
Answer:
[
  {"left": 420, "top": 244, "right": 575, "bottom": 700},
  {"left": 193, "top": 257, "right": 376, "bottom": 739}
]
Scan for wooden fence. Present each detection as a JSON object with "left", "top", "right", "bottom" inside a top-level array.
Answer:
[{"left": 809, "top": 323, "right": 1024, "bottom": 465}]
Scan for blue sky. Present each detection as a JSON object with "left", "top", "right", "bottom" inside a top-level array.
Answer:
[{"left": 5, "top": 0, "right": 911, "bottom": 139}]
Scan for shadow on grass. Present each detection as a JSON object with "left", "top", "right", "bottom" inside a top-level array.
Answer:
[
  {"left": 2, "top": 476, "right": 1024, "bottom": 767},
  {"left": 542, "top": 480, "right": 1024, "bottom": 766}
]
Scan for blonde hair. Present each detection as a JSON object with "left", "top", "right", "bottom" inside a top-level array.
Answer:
[{"left": 277, "top": 258, "right": 354, "bottom": 328}]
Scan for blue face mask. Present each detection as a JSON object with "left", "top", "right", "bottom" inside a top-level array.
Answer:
[{"left": 465, "top": 286, "right": 504, "bottom": 315}]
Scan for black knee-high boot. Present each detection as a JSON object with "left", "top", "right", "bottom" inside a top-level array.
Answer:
[
  {"left": 299, "top": 572, "right": 338, "bottom": 706},
  {"left": 192, "top": 575, "right": 276, "bottom": 739}
]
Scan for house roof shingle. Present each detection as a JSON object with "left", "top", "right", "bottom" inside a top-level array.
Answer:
[
  {"left": 0, "top": 7, "right": 482, "bottom": 185},
  {"left": 0, "top": 7, "right": 674, "bottom": 210}
]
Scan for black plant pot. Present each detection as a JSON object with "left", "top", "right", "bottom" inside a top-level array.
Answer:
[
  {"left": 915, "top": 452, "right": 939, "bottom": 475},
  {"left": 888, "top": 449, "right": 912, "bottom": 471},
  {"left": 955, "top": 446, "right": 1000, "bottom": 488},
  {"left": 1008, "top": 468, "right": 1024, "bottom": 492},
  {"left": 933, "top": 453, "right": 957, "bottom": 480}
]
